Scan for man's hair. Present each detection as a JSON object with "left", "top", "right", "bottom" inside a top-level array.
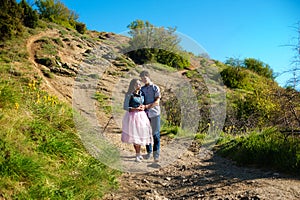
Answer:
[{"left": 139, "top": 70, "right": 150, "bottom": 77}]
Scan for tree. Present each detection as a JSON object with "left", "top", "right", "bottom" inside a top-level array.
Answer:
[
  {"left": 126, "top": 20, "right": 190, "bottom": 68},
  {"left": 224, "top": 57, "right": 243, "bottom": 67},
  {"left": 19, "top": 0, "right": 39, "bottom": 28},
  {"left": 0, "top": 0, "right": 23, "bottom": 41},
  {"left": 224, "top": 57, "right": 274, "bottom": 80},
  {"left": 35, "top": 0, "right": 81, "bottom": 30},
  {"left": 244, "top": 58, "right": 274, "bottom": 80},
  {"left": 127, "top": 20, "right": 180, "bottom": 52},
  {"left": 285, "top": 22, "right": 300, "bottom": 90}
]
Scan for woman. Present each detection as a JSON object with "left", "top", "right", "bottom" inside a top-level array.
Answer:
[{"left": 121, "top": 78, "right": 153, "bottom": 162}]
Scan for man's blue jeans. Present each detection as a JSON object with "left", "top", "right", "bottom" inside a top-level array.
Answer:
[{"left": 146, "top": 115, "right": 160, "bottom": 159}]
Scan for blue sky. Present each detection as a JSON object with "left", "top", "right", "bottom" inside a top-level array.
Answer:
[{"left": 60, "top": 0, "right": 300, "bottom": 87}]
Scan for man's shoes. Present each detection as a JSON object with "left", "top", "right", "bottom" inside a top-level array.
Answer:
[
  {"left": 143, "top": 153, "right": 151, "bottom": 160},
  {"left": 153, "top": 151, "right": 160, "bottom": 162}
]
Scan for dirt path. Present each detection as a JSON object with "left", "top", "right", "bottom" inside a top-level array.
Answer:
[
  {"left": 102, "top": 142, "right": 300, "bottom": 200},
  {"left": 26, "top": 29, "right": 69, "bottom": 102}
]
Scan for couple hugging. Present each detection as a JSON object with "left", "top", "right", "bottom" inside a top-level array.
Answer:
[{"left": 121, "top": 70, "right": 161, "bottom": 163}]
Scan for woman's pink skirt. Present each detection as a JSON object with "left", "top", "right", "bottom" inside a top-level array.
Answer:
[{"left": 121, "top": 111, "right": 153, "bottom": 146}]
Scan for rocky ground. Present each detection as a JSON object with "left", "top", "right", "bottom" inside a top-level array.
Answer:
[{"left": 102, "top": 140, "right": 300, "bottom": 200}]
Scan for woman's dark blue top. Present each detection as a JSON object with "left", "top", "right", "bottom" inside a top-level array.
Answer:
[{"left": 123, "top": 91, "right": 145, "bottom": 111}]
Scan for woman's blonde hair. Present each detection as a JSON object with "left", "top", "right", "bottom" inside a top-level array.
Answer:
[{"left": 126, "top": 78, "right": 139, "bottom": 94}]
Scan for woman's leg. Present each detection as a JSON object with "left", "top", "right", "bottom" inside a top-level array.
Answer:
[
  {"left": 133, "top": 144, "right": 141, "bottom": 154},
  {"left": 134, "top": 144, "right": 142, "bottom": 162}
]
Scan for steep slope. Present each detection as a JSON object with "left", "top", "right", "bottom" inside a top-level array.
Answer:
[
  {"left": 0, "top": 25, "right": 121, "bottom": 199},
  {"left": 26, "top": 27, "right": 101, "bottom": 103}
]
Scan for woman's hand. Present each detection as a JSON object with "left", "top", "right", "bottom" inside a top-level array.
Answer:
[
  {"left": 129, "top": 105, "right": 145, "bottom": 112},
  {"left": 137, "top": 105, "right": 145, "bottom": 111}
]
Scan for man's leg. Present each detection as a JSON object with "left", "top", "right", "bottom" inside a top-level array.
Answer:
[
  {"left": 145, "top": 143, "right": 152, "bottom": 158},
  {"left": 145, "top": 117, "right": 153, "bottom": 159},
  {"left": 151, "top": 115, "right": 160, "bottom": 161}
]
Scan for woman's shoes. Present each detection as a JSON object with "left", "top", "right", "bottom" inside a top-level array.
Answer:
[
  {"left": 135, "top": 154, "right": 159, "bottom": 162},
  {"left": 135, "top": 155, "right": 143, "bottom": 162}
]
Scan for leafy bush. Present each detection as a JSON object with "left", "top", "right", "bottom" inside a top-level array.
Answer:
[
  {"left": 156, "top": 49, "right": 190, "bottom": 69},
  {"left": 19, "top": 0, "right": 39, "bottom": 28},
  {"left": 75, "top": 21, "right": 86, "bottom": 34},
  {"left": 271, "top": 87, "right": 300, "bottom": 130},
  {"left": 216, "top": 128, "right": 300, "bottom": 174},
  {"left": 244, "top": 58, "right": 274, "bottom": 80},
  {"left": 0, "top": 0, "right": 39, "bottom": 40},
  {"left": 162, "top": 90, "right": 181, "bottom": 127},
  {"left": 235, "top": 91, "right": 278, "bottom": 128},
  {"left": 220, "top": 66, "right": 247, "bottom": 89},
  {"left": 126, "top": 48, "right": 190, "bottom": 69},
  {"left": 161, "top": 124, "right": 179, "bottom": 137},
  {"left": 224, "top": 57, "right": 274, "bottom": 80},
  {"left": 0, "top": 0, "right": 24, "bottom": 41}
]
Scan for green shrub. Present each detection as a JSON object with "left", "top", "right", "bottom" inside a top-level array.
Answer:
[
  {"left": 19, "top": 0, "right": 39, "bottom": 29},
  {"left": 224, "top": 57, "right": 275, "bottom": 80},
  {"left": 126, "top": 48, "right": 190, "bottom": 69},
  {"left": 75, "top": 21, "right": 86, "bottom": 34},
  {"left": 244, "top": 58, "right": 274, "bottom": 80},
  {"left": 232, "top": 88, "right": 279, "bottom": 129},
  {"left": 0, "top": 0, "right": 24, "bottom": 41},
  {"left": 161, "top": 124, "right": 179, "bottom": 136},
  {"left": 163, "top": 93, "right": 181, "bottom": 126},
  {"left": 220, "top": 66, "right": 247, "bottom": 89},
  {"left": 216, "top": 128, "right": 300, "bottom": 174}
]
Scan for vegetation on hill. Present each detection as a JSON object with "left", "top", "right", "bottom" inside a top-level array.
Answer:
[
  {"left": 0, "top": 39, "right": 119, "bottom": 199},
  {"left": 0, "top": 0, "right": 299, "bottom": 199},
  {"left": 1, "top": 1, "right": 118, "bottom": 199},
  {"left": 164, "top": 55, "right": 299, "bottom": 173},
  {"left": 0, "top": 0, "right": 86, "bottom": 41},
  {"left": 125, "top": 19, "right": 190, "bottom": 69},
  {"left": 216, "top": 59, "right": 300, "bottom": 174}
]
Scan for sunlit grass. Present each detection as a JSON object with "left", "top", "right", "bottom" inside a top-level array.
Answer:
[
  {"left": 0, "top": 55, "right": 119, "bottom": 199},
  {"left": 215, "top": 128, "right": 300, "bottom": 174},
  {"left": 0, "top": 86, "right": 119, "bottom": 198}
]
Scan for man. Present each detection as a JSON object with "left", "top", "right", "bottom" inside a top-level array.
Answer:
[{"left": 140, "top": 70, "right": 161, "bottom": 162}]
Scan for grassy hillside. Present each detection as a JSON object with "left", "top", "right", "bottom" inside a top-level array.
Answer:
[{"left": 0, "top": 23, "right": 119, "bottom": 199}]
